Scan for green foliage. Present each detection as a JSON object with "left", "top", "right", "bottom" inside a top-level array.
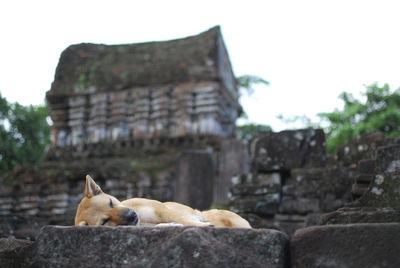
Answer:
[
  {"left": 236, "top": 75, "right": 269, "bottom": 96},
  {"left": 236, "top": 74, "right": 269, "bottom": 119},
  {"left": 319, "top": 83, "right": 400, "bottom": 153},
  {"left": 0, "top": 94, "right": 51, "bottom": 174},
  {"left": 235, "top": 75, "right": 271, "bottom": 143},
  {"left": 237, "top": 123, "right": 272, "bottom": 144},
  {"left": 276, "top": 114, "right": 320, "bottom": 129}
]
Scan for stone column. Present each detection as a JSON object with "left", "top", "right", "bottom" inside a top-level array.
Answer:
[{"left": 174, "top": 150, "right": 215, "bottom": 210}]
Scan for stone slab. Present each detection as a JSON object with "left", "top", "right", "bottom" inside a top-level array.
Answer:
[
  {"left": 291, "top": 223, "right": 400, "bottom": 268},
  {"left": 318, "top": 207, "right": 400, "bottom": 225},
  {"left": 0, "top": 238, "right": 35, "bottom": 268},
  {"left": 35, "top": 226, "right": 289, "bottom": 268}
]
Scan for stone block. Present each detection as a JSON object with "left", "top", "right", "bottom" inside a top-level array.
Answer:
[
  {"left": 336, "top": 132, "right": 384, "bottom": 167},
  {"left": 292, "top": 223, "right": 400, "bottom": 268},
  {"left": 230, "top": 184, "right": 280, "bottom": 196},
  {"left": 318, "top": 207, "right": 400, "bottom": 225},
  {"left": 0, "top": 238, "right": 35, "bottom": 268},
  {"left": 356, "top": 145, "right": 400, "bottom": 207},
  {"left": 215, "top": 138, "right": 247, "bottom": 204},
  {"left": 230, "top": 195, "right": 280, "bottom": 216},
  {"left": 358, "top": 159, "right": 375, "bottom": 174},
  {"left": 279, "top": 197, "right": 320, "bottom": 214},
  {"left": 351, "top": 183, "right": 369, "bottom": 196},
  {"left": 34, "top": 226, "right": 289, "bottom": 268},
  {"left": 252, "top": 129, "right": 325, "bottom": 171},
  {"left": 174, "top": 150, "right": 214, "bottom": 210},
  {"left": 283, "top": 167, "right": 354, "bottom": 212},
  {"left": 354, "top": 174, "right": 373, "bottom": 183},
  {"left": 256, "top": 172, "right": 281, "bottom": 185}
]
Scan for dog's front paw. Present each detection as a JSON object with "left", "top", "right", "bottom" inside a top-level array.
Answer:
[
  {"left": 199, "top": 221, "right": 215, "bottom": 227},
  {"left": 156, "top": 222, "right": 184, "bottom": 227}
]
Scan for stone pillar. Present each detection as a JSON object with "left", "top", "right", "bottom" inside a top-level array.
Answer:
[
  {"left": 174, "top": 150, "right": 215, "bottom": 210},
  {"left": 215, "top": 138, "right": 247, "bottom": 204}
]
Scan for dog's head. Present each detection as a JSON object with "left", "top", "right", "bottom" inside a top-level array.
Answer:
[{"left": 74, "top": 175, "right": 139, "bottom": 226}]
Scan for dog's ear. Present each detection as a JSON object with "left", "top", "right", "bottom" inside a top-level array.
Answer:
[{"left": 85, "top": 175, "right": 103, "bottom": 198}]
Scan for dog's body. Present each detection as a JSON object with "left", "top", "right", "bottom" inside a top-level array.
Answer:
[{"left": 75, "top": 175, "right": 251, "bottom": 228}]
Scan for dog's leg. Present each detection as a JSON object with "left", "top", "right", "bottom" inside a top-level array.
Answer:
[{"left": 155, "top": 223, "right": 184, "bottom": 227}]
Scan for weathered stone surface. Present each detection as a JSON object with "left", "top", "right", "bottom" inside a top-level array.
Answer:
[
  {"left": 174, "top": 150, "right": 215, "bottom": 210},
  {"left": 35, "top": 226, "right": 289, "bottom": 268},
  {"left": 318, "top": 207, "right": 400, "bottom": 225},
  {"left": 318, "top": 145, "right": 400, "bottom": 225},
  {"left": 354, "top": 174, "right": 373, "bottom": 183},
  {"left": 355, "top": 145, "right": 400, "bottom": 207},
  {"left": 282, "top": 167, "right": 354, "bottom": 213},
  {"left": 240, "top": 213, "right": 279, "bottom": 230},
  {"left": 336, "top": 132, "right": 400, "bottom": 168},
  {"left": 230, "top": 195, "right": 280, "bottom": 216},
  {"left": 291, "top": 223, "right": 400, "bottom": 268},
  {"left": 49, "top": 26, "right": 235, "bottom": 95},
  {"left": 350, "top": 183, "right": 369, "bottom": 197},
  {"left": 215, "top": 139, "right": 248, "bottom": 204},
  {"left": 336, "top": 132, "right": 384, "bottom": 167},
  {"left": 0, "top": 238, "right": 36, "bottom": 268},
  {"left": 0, "top": 216, "right": 53, "bottom": 241},
  {"left": 252, "top": 129, "right": 326, "bottom": 171},
  {"left": 230, "top": 184, "right": 280, "bottom": 196},
  {"left": 358, "top": 159, "right": 375, "bottom": 174},
  {"left": 279, "top": 197, "right": 320, "bottom": 214}
]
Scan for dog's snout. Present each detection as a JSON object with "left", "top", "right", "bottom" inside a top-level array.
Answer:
[
  {"left": 127, "top": 210, "right": 138, "bottom": 224},
  {"left": 120, "top": 209, "right": 138, "bottom": 225}
]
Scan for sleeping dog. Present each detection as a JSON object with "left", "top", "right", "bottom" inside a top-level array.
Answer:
[{"left": 75, "top": 175, "right": 251, "bottom": 228}]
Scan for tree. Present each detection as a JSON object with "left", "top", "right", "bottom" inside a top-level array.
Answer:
[
  {"left": 0, "top": 94, "right": 51, "bottom": 174},
  {"left": 235, "top": 75, "right": 272, "bottom": 143},
  {"left": 236, "top": 75, "right": 269, "bottom": 97},
  {"left": 319, "top": 83, "right": 400, "bottom": 153}
]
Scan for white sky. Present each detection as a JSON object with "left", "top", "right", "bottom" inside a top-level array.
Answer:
[{"left": 1, "top": 0, "right": 400, "bottom": 131}]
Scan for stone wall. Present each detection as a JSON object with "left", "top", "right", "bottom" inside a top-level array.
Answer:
[
  {"left": 230, "top": 130, "right": 400, "bottom": 236},
  {"left": 0, "top": 141, "right": 246, "bottom": 240},
  {"left": 0, "top": 154, "right": 178, "bottom": 240},
  {"left": 48, "top": 81, "right": 239, "bottom": 150}
]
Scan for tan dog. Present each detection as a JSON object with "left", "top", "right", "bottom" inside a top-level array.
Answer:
[{"left": 75, "top": 175, "right": 251, "bottom": 228}]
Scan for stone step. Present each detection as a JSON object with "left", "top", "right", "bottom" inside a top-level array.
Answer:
[
  {"left": 292, "top": 223, "right": 400, "bottom": 268},
  {"left": 354, "top": 174, "right": 374, "bottom": 183}
]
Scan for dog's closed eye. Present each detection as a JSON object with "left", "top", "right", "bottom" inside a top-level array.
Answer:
[
  {"left": 101, "top": 218, "right": 110, "bottom": 225},
  {"left": 109, "top": 199, "right": 114, "bottom": 208}
]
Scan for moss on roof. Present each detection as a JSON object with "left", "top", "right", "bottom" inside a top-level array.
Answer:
[{"left": 49, "top": 26, "right": 233, "bottom": 94}]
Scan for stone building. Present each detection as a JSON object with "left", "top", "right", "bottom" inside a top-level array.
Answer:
[{"left": 46, "top": 26, "right": 240, "bottom": 150}]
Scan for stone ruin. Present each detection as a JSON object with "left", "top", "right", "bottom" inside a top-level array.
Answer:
[
  {"left": 2, "top": 129, "right": 400, "bottom": 267},
  {"left": 47, "top": 27, "right": 240, "bottom": 149},
  {"left": 2, "top": 25, "right": 400, "bottom": 266},
  {"left": 229, "top": 129, "right": 400, "bottom": 236},
  {"left": 0, "top": 26, "right": 247, "bottom": 240}
]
